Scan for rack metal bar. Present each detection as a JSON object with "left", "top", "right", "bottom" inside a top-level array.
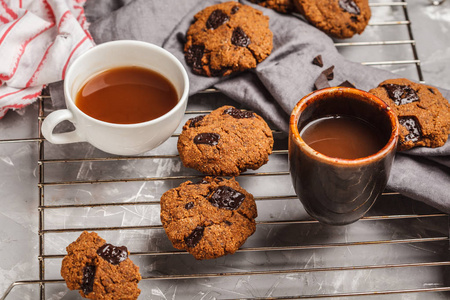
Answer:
[
  {"left": 2, "top": 281, "right": 449, "bottom": 300},
  {"left": 39, "top": 237, "right": 449, "bottom": 259},
  {"left": 0, "top": 138, "right": 43, "bottom": 144},
  {"left": 224, "top": 287, "right": 450, "bottom": 299},
  {"left": 362, "top": 59, "right": 420, "bottom": 66},
  {"left": 369, "top": 2, "right": 407, "bottom": 7},
  {"left": 38, "top": 171, "right": 291, "bottom": 186},
  {"left": 401, "top": 0, "right": 424, "bottom": 82},
  {"left": 368, "top": 20, "right": 410, "bottom": 26},
  {"left": 38, "top": 149, "right": 289, "bottom": 164},
  {"left": 37, "top": 97, "right": 46, "bottom": 300},
  {"left": 335, "top": 40, "right": 415, "bottom": 47}
]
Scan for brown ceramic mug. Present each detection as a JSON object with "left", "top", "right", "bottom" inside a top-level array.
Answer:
[{"left": 289, "top": 87, "right": 399, "bottom": 225}]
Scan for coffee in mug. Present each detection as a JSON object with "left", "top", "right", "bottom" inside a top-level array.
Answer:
[
  {"left": 289, "top": 87, "right": 399, "bottom": 225},
  {"left": 75, "top": 66, "right": 178, "bottom": 124},
  {"left": 300, "top": 115, "right": 387, "bottom": 159}
]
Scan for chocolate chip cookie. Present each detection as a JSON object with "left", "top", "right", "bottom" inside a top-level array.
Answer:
[
  {"left": 369, "top": 78, "right": 450, "bottom": 151},
  {"left": 61, "top": 231, "right": 141, "bottom": 300},
  {"left": 177, "top": 105, "right": 274, "bottom": 176},
  {"left": 184, "top": 1, "right": 273, "bottom": 77},
  {"left": 248, "top": 0, "right": 295, "bottom": 13},
  {"left": 160, "top": 176, "right": 257, "bottom": 260},
  {"left": 293, "top": 0, "right": 371, "bottom": 39}
]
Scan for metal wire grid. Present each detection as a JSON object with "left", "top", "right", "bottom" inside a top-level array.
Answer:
[{"left": 1, "top": 0, "right": 450, "bottom": 299}]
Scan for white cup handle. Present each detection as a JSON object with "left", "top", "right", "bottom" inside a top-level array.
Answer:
[{"left": 41, "top": 109, "right": 86, "bottom": 144}]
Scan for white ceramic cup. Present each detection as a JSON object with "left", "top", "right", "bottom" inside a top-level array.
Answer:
[{"left": 41, "top": 40, "right": 189, "bottom": 156}]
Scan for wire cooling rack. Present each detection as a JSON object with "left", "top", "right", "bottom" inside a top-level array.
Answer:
[{"left": 1, "top": 1, "right": 450, "bottom": 299}]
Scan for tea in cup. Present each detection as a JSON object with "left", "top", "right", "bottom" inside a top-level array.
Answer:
[
  {"left": 289, "top": 87, "right": 399, "bottom": 225},
  {"left": 41, "top": 40, "right": 189, "bottom": 155}
]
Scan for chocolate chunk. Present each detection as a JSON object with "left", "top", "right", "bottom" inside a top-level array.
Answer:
[
  {"left": 81, "top": 265, "right": 96, "bottom": 295},
  {"left": 338, "top": 80, "right": 356, "bottom": 88},
  {"left": 223, "top": 107, "right": 254, "bottom": 119},
  {"left": 231, "top": 27, "right": 250, "bottom": 47},
  {"left": 312, "top": 55, "right": 323, "bottom": 67},
  {"left": 206, "top": 9, "right": 230, "bottom": 29},
  {"left": 185, "top": 202, "right": 194, "bottom": 209},
  {"left": 210, "top": 67, "right": 229, "bottom": 77},
  {"left": 97, "top": 243, "right": 128, "bottom": 265},
  {"left": 399, "top": 116, "right": 422, "bottom": 142},
  {"left": 339, "top": 0, "right": 360, "bottom": 15},
  {"left": 231, "top": 5, "right": 240, "bottom": 14},
  {"left": 185, "top": 44, "right": 205, "bottom": 72},
  {"left": 189, "top": 115, "right": 205, "bottom": 127},
  {"left": 209, "top": 186, "right": 245, "bottom": 210},
  {"left": 322, "top": 65, "right": 335, "bottom": 80},
  {"left": 382, "top": 84, "right": 419, "bottom": 106},
  {"left": 314, "top": 73, "right": 330, "bottom": 90},
  {"left": 185, "top": 226, "right": 204, "bottom": 248},
  {"left": 224, "top": 220, "right": 232, "bottom": 226},
  {"left": 194, "top": 132, "right": 220, "bottom": 145}
]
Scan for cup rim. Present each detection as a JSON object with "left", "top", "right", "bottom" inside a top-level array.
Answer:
[
  {"left": 289, "top": 87, "right": 399, "bottom": 166},
  {"left": 63, "top": 40, "right": 189, "bottom": 128}
]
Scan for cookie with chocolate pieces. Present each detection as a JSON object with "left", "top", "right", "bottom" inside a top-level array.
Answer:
[
  {"left": 369, "top": 78, "right": 450, "bottom": 151},
  {"left": 293, "top": 0, "right": 371, "bottom": 39},
  {"left": 177, "top": 105, "right": 274, "bottom": 176},
  {"left": 160, "top": 176, "right": 257, "bottom": 260},
  {"left": 184, "top": 1, "right": 273, "bottom": 77},
  {"left": 61, "top": 231, "right": 141, "bottom": 300}
]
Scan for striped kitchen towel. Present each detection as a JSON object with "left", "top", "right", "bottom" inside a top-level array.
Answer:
[{"left": 0, "top": 0, "right": 94, "bottom": 118}]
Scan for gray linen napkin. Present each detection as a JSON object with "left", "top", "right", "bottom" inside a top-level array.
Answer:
[{"left": 59, "top": 0, "right": 449, "bottom": 212}]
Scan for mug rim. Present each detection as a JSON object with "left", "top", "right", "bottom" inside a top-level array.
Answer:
[
  {"left": 63, "top": 40, "right": 189, "bottom": 128},
  {"left": 289, "top": 87, "right": 399, "bottom": 166}
]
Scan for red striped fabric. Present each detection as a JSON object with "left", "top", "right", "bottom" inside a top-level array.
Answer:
[
  {"left": 0, "top": 20, "right": 54, "bottom": 81},
  {"left": 0, "top": 0, "right": 94, "bottom": 118},
  {"left": 26, "top": 40, "right": 55, "bottom": 87},
  {"left": 61, "top": 35, "right": 89, "bottom": 79}
]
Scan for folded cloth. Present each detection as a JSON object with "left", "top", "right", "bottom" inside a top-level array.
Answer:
[
  {"left": 55, "top": 0, "right": 450, "bottom": 212},
  {"left": 0, "top": 0, "right": 95, "bottom": 118}
]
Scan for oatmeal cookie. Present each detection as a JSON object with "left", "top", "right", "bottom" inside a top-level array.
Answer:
[
  {"left": 177, "top": 105, "right": 274, "bottom": 176},
  {"left": 61, "top": 231, "right": 141, "bottom": 300},
  {"left": 160, "top": 176, "right": 257, "bottom": 260},
  {"left": 293, "top": 0, "right": 371, "bottom": 39},
  {"left": 369, "top": 78, "right": 450, "bottom": 151},
  {"left": 184, "top": 1, "right": 273, "bottom": 76}
]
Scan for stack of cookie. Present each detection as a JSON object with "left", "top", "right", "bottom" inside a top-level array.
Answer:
[{"left": 160, "top": 105, "right": 274, "bottom": 259}]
